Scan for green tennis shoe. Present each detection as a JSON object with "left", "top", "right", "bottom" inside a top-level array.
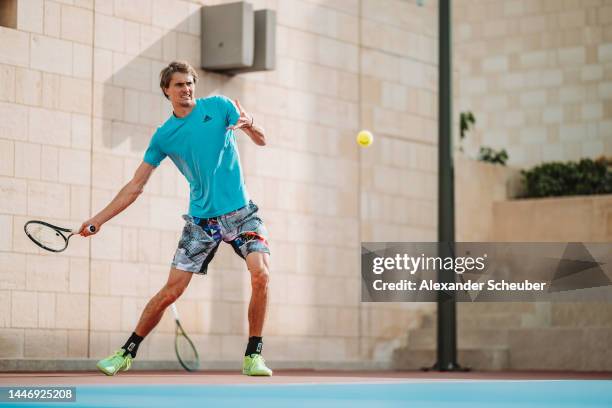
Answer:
[
  {"left": 96, "top": 349, "right": 132, "bottom": 376},
  {"left": 242, "top": 354, "right": 273, "bottom": 376}
]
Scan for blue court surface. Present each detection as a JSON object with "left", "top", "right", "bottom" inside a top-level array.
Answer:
[{"left": 2, "top": 380, "right": 611, "bottom": 408}]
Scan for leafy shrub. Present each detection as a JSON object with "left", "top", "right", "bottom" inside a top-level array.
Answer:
[
  {"left": 459, "top": 111, "right": 475, "bottom": 144},
  {"left": 521, "top": 157, "right": 612, "bottom": 198},
  {"left": 478, "top": 147, "right": 509, "bottom": 166}
]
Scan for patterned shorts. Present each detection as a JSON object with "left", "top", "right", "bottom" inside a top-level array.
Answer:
[{"left": 171, "top": 201, "right": 270, "bottom": 274}]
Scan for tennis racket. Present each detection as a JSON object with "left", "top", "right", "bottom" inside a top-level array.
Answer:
[
  {"left": 170, "top": 303, "right": 200, "bottom": 372},
  {"left": 23, "top": 220, "right": 95, "bottom": 253}
]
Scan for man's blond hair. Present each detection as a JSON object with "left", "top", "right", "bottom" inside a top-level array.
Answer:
[{"left": 159, "top": 60, "right": 199, "bottom": 99}]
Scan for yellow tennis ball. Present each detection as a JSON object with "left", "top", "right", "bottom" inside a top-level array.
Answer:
[{"left": 357, "top": 130, "right": 373, "bottom": 147}]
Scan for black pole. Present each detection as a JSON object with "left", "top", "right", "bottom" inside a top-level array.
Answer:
[{"left": 431, "top": 0, "right": 467, "bottom": 372}]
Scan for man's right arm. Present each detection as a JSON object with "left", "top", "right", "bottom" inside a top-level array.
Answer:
[{"left": 79, "top": 161, "right": 156, "bottom": 236}]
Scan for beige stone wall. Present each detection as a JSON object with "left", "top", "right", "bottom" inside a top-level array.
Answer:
[
  {"left": 451, "top": 156, "right": 612, "bottom": 370},
  {"left": 390, "top": 156, "right": 612, "bottom": 371},
  {"left": 357, "top": 0, "right": 439, "bottom": 361},
  {"left": 454, "top": 0, "right": 610, "bottom": 167},
  {"left": 455, "top": 155, "right": 522, "bottom": 241},
  {"left": 0, "top": 0, "right": 438, "bottom": 366},
  {"left": 0, "top": 0, "right": 98, "bottom": 359},
  {"left": 492, "top": 194, "right": 612, "bottom": 242},
  {"left": 491, "top": 194, "right": 612, "bottom": 370},
  {"left": 451, "top": 1, "right": 612, "bottom": 370}
]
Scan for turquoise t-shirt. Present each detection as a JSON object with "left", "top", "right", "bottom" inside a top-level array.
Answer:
[{"left": 143, "top": 95, "right": 249, "bottom": 218}]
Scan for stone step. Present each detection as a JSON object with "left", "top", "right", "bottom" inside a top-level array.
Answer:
[
  {"left": 391, "top": 348, "right": 435, "bottom": 370},
  {"left": 406, "top": 328, "right": 509, "bottom": 350},
  {"left": 392, "top": 347, "right": 509, "bottom": 370},
  {"left": 421, "top": 312, "right": 525, "bottom": 329},
  {"left": 507, "top": 328, "right": 612, "bottom": 371},
  {"left": 457, "top": 313, "right": 523, "bottom": 329},
  {"left": 396, "top": 326, "right": 612, "bottom": 371},
  {"left": 459, "top": 303, "right": 537, "bottom": 314}
]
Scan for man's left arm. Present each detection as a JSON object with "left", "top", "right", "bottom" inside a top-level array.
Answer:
[
  {"left": 240, "top": 123, "right": 266, "bottom": 146},
  {"left": 227, "top": 99, "right": 266, "bottom": 146}
]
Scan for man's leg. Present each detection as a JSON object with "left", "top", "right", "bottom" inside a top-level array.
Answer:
[
  {"left": 246, "top": 252, "right": 270, "bottom": 337},
  {"left": 242, "top": 251, "right": 273, "bottom": 376},
  {"left": 96, "top": 268, "right": 192, "bottom": 376},
  {"left": 135, "top": 267, "right": 193, "bottom": 337}
]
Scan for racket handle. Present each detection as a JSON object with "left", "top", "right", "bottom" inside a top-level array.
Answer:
[
  {"left": 72, "top": 225, "right": 97, "bottom": 235},
  {"left": 171, "top": 303, "right": 179, "bottom": 319}
]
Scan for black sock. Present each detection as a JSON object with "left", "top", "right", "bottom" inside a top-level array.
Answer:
[
  {"left": 122, "top": 332, "right": 144, "bottom": 358},
  {"left": 245, "top": 336, "right": 263, "bottom": 356}
]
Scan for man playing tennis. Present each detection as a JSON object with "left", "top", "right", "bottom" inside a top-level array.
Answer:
[{"left": 80, "top": 61, "right": 272, "bottom": 376}]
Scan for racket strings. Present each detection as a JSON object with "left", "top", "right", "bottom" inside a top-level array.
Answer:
[
  {"left": 26, "top": 224, "right": 67, "bottom": 251},
  {"left": 175, "top": 331, "right": 199, "bottom": 371}
]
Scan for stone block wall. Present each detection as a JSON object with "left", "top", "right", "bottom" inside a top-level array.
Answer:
[
  {"left": 0, "top": 0, "right": 437, "bottom": 367},
  {"left": 454, "top": 0, "right": 611, "bottom": 167}
]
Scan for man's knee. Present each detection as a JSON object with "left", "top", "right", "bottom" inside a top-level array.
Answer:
[
  {"left": 160, "top": 279, "right": 190, "bottom": 304},
  {"left": 159, "top": 268, "right": 192, "bottom": 304},
  {"left": 159, "top": 285, "right": 184, "bottom": 305},
  {"left": 249, "top": 263, "right": 269, "bottom": 289}
]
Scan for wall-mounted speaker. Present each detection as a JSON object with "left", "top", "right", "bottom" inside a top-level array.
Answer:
[
  {"left": 201, "top": 2, "right": 276, "bottom": 74},
  {"left": 201, "top": 2, "right": 254, "bottom": 70}
]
